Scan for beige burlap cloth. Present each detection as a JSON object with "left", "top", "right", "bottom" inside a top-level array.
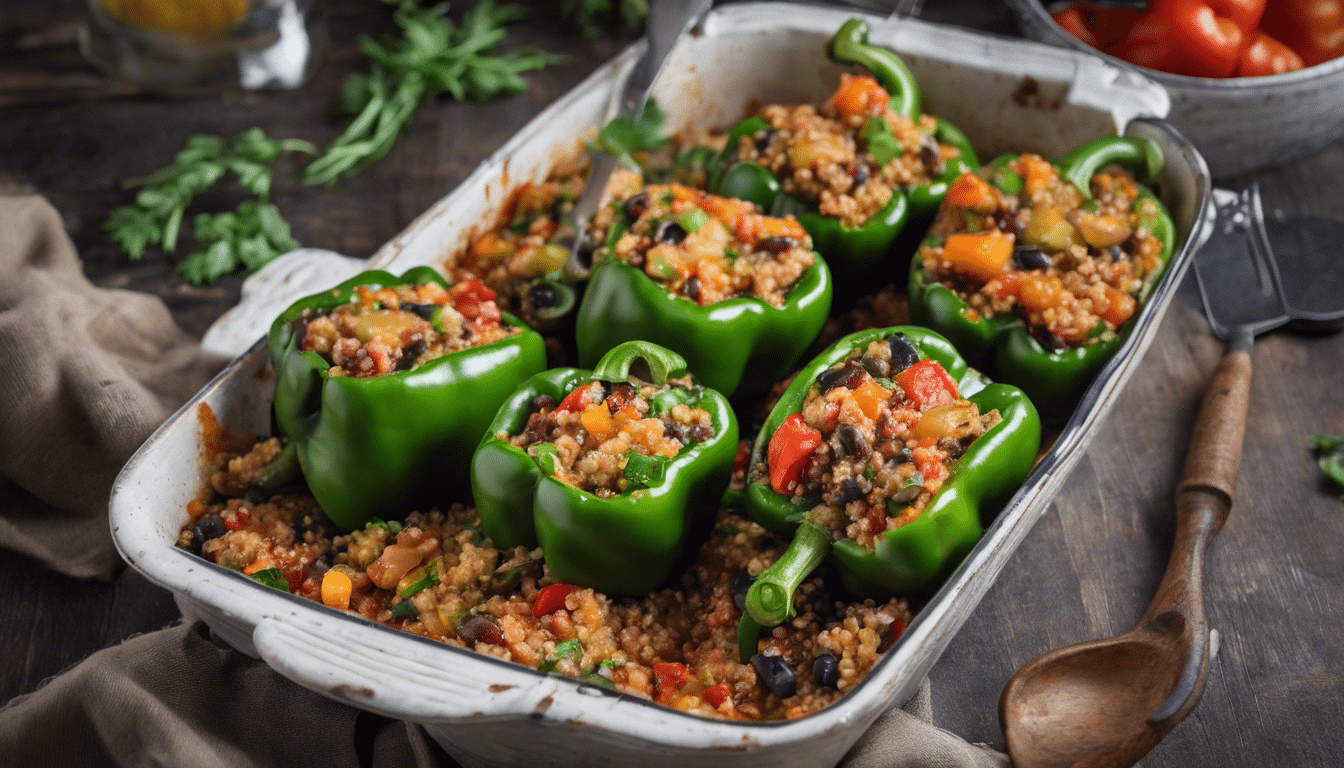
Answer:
[{"left": 0, "top": 194, "right": 1006, "bottom": 768}]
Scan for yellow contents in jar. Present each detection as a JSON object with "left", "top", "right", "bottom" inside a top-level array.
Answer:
[{"left": 99, "top": 0, "right": 250, "bottom": 33}]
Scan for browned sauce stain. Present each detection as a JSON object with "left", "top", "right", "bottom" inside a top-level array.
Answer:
[
  {"left": 332, "top": 683, "right": 376, "bottom": 699},
  {"left": 489, "top": 684, "right": 515, "bottom": 692},
  {"left": 1011, "top": 76, "right": 1062, "bottom": 111},
  {"left": 530, "top": 693, "right": 555, "bottom": 719},
  {"left": 197, "top": 403, "right": 227, "bottom": 463}
]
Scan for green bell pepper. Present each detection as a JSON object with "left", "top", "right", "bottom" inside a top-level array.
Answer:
[
  {"left": 907, "top": 136, "right": 1176, "bottom": 410},
  {"left": 573, "top": 209, "right": 833, "bottom": 397},
  {"left": 697, "top": 18, "right": 979, "bottom": 303},
  {"left": 269, "top": 266, "right": 548, "bottom": 532},
  {"left": 736, "top": 326, "right": 1040, "bottom": 660},
  {"left": 471, "top": 341, "right": 739, "bottom": 596}
]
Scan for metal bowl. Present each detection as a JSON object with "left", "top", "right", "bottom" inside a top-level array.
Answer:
[{"left": 1008, "top": 0, "right": 1344, "bottom": 177}]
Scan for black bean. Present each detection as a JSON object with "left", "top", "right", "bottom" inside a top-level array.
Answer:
[
  {"left": 685, "top": 276, "right": 702, "bottom": 303},
  {"left": 813, "top": 653, "right": 840, "bottom": 688},
  {"left": 189, "top": 514, "right": 228, "bottom": 555},
  {"left": 663, "top": 421, "right": 690, "bottom": 441},
  {"left": 528, "top": 282, "right": 558, "bottom": 309},
  {"left": 654, "top": 220, "right": 687, "bottom": 245},
  {"left": 759, "top": 235, "right": 797, "bottom": 254},
  {"left": 751, "top": 654, "right": 797, "bottom": 699},
  {"left": 834, "top": 423, "right": 870, "bottom": 460},
  {"left": 531, "top": 394, "right": 556, "bottom": 413},
  {"left": 402, "top": 302, "right": 438, "bottom": 320},
  {"left": 938, "top": 436, "right": 966, "bottom": 460},
  {"left": 732, "top": 568, "right": 756, "bottom": 613},
  {"left": 919, "top": 137, "right": 942, "bottom": 173},
  {"left": 840, "top": 477, "right": 865, "bottom": 503},
  {"left": 893, "top": 447, "right": 915, "bottom": 465},
  {"left": 398, "top": 339, "right": 428, "bottom": 370},
  {"left": 1012, "top": 245, "right": 1052, "bottom": 271},
  {"left": 860, "top": 354, "right": 889, "bottom": 379},
  {"left": 623, "top": 191, "right": 650, "bottom": 221},
  {"left": 456, "top": 614, "right": 505, "bottom": 646},
  {"left": 817, "top": 361, "right": 867, "bottom": 393},
  {"left": 852, "top": 162, "right": 870, "bottom": 187},
  {"left": 891, "top": 482, "right": 922, "bottom": 504},
  {"left": 1107, "top": 244, "right": 1124, "bottom": 261},
  {"left": 885, "top": 333, "right": 921, "bottom": 373},
  {"left": 755, "top": 128, "right": 777, "bottom": 151}
]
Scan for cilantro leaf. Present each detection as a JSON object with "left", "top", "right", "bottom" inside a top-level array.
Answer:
[{"left": 249, "top": 567, "right": 290, "bottom": 592}]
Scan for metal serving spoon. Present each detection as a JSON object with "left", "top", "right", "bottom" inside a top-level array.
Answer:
[{"left": 999, "top": 184, "right": 1344, "bottom": 768}]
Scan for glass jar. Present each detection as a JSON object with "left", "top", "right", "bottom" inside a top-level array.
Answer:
[{"left": 79, "top": 0, "right": 327, "bottom": 96}]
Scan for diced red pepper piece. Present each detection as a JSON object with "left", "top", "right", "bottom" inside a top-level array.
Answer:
[
  {"left": 703, "top": 681, "right": 733, "bottom": 708},
  {"left": 449, "top": 279, "right": 501, "bottom": 324},
  {"left": 652, "top": 661, "right": 690, "bottom": 694},
  {"left": 767, "top": 413, "right": 823, "bottom": 495},
  {"left": 556, "top": 383, "right": 594, "bottom": 413},
  {"left": 534, "top": 583, "right": 580, "bottom": 617},
  {"left": 894, "top": 359, "right": 959, "bottom": 411}
]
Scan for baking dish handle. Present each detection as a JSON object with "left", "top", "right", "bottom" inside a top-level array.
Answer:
[{"left": 253, "top": 609, "right": 567, "bottom": 722}]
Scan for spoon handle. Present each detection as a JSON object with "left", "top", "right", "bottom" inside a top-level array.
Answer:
[{"left": 1178, "top": 343, "right": 1252, "bottom": 509}]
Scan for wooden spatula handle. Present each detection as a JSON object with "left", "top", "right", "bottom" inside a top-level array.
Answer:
[{"left": 1177, "top": 348, "right": 1252, "bottom": 525}]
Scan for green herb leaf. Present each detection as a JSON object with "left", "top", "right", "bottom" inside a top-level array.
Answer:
[
  {"left": 400, "top": 558, "right": 441, "bottom": 599},
  {"left": 538, "top": 638, "right": 584, "bottom": 673},
  {"left": 390, "top": 599, "right": 419, "bottom": 619},
  {"left": 250, "top": 567, "right": 290, "bottom": 592},
  {"left": 1312, "top": 433, "right": 1344, "bottom": 499}
]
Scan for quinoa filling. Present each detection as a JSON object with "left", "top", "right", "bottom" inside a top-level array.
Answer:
[
  {"left": 177, "top": 438, "right": 913, "bottom": 722},
  {"left": 298, "top": 279, "right": 518, "bottom": 377},
  {"left": 600, "top": 184, "right": 815, "bottom": 307},
  {"left": 756, "top": 333, "right": 1000, "bottom": 551},
  {"left": 506, "top": 375, "right": 715, "bottom": 497},
  {"left": 920, "top": 157, "right": 1165, "bottom": 349},
  {"left": 720, "top": 74, "right": 963, "bottom": 228}
]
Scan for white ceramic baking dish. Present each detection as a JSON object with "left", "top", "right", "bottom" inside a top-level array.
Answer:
[{"left": 110, "top": 4, "right": 1212, "bottom": 767}]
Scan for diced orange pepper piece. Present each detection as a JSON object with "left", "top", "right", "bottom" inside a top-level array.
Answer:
[
  {"left": 828, "top": 73, "right": 891, "bottom": 119},
  {"left": 944, "top": 172, "right": 996, "bottom": 211},
  {"left": 1101, "top": 286, "right": 1138, "bottom": 325},
  {"left": 1016, "top": 154, "right": 1058, "bottom": 197},
  {"left": 321, "top": 568, "right": 353, "bottom": 611},
  {"left": 851, "top": 378, "right": 890, "bottom": 421},
  {"left": 941, "top": 232, "right": 1015, "bottom": 283},
  {"left": 581, "top": 404, "right": 615, "bottom": 438},
  {"left": 1018, "top": 273, "right": 1066, "bottom": 312}
]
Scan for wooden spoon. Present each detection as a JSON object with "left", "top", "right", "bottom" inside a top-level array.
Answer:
[{"left": 999, "top": 343, "right": 1250, "bottom": 768}]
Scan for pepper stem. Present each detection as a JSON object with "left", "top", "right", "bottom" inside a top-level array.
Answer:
[
  {"left": 1058, "top": 136, "right": 1164, "bottom": 198},
  {"left": 826, "top": 18, "right": 921, "bottom": 122},
  {"left": 590, "top": 341, "right": 688, "bottom": 386},
  {"left": 744, "top": 520, "right": 832, "bottom": 626}
]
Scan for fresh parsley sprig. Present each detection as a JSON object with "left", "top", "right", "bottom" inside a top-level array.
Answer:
[
  {"left": 105, "top": 0, "right": 563, "bottom": 284},
  {"left": 302, "top": 0, "right": 565, "bottom": 186},
  {"left": 1312, "top": 433, "right": 1344, "bottom": 500}
]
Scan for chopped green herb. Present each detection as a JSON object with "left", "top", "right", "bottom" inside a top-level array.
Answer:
[
  {"left": 646, "top": 255, "right": 682, "bottom": 282},
  {"left": 538, "top": 638, "right": 584, "bottom": 673},
  {"left": 399, "top": 559, "right": 441, "bottom": 599},
  {"left": 249, "top": 567, "right": 290, "bottom": 592},
  {"left": 390, "top": 599, "right": 419, "bottom": 619},
  {"left": 716, "top": 523, "right": 741, "bottom": 536}
]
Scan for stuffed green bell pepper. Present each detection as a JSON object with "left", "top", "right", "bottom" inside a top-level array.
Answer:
[
  {"left": 736, "top": 327, "right": 1039, "bottom": 661},
  {"left": 907, "top": 135, "right": 1176, "bottom": 411},
  {"left": 269, "top": 267, "right": 547, "bottom": 532},
  {"left": 575, "top": 183, "right": 831, "bottom": 398},
  {"left": 692, "top": 18, "right": 978, "bottom": 303},
  {"left": 471, "top": 341, "right": 738, "bottom": 596}
]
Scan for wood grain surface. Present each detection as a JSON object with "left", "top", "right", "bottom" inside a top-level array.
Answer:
[{"left": 2, "top": 1, "right": 1342, "bottom": 766}]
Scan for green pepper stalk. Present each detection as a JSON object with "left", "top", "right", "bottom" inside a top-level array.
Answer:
[
  {"left": 695, "top": 18, "right": 979, "bottom": 306},
  {"left": 574, "top": 255, "right": 832, "bottom": 399},
  {"left": 269, "top": 266, "right": 548, "bottom": 532},
  {"left": 735, "top": 326, "right": 1040, "bottom": 660},
  {"left": 471, "top": 341, "right": 739, "bottom": 595},
  {"left": 907, "top": 136, "right": 1177, "bottom": 411}
]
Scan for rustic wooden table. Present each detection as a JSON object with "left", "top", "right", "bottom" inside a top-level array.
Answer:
[{"left": 2, "top": 1, "right": 1341, "bottom": 765}]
